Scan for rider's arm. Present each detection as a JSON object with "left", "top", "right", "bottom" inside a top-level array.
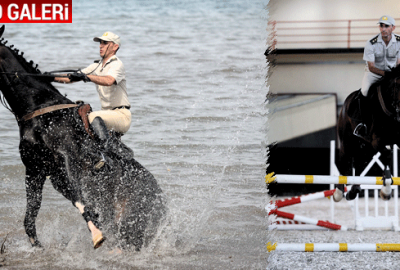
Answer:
[
  {"left": 86, "top": 75, "right": 116, "bottom": 86},
  {"left": 54, "top": 76, "right": 72, "bottom": 83},
  {"left": 53, "top": 74, "right": 115, "bottom": 85},
  {"left": 367, "top": 61, "right": 385, "bottom": 76}
]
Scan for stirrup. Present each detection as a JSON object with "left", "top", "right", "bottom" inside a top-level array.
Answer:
[
  {"left": 353, "top": 123, "right": 367, "bottom": 139},
  {"left": 94, "top": 152, "right": 106, "bottom": 170}
]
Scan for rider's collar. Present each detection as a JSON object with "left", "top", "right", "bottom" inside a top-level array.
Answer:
[
  {"left": 378, "top": 33, "right": 395, "bottom": 46},
  {"left": 100, "top": 56, "right": 118, "bottom": 71}
]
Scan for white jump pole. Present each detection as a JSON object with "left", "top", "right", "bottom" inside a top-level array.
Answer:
[
  {"left": 267, "top": 242, "right": 400, "bottom": 252},
  {"left": 266, "top": 174, "right": 400, "bottom": 185}
]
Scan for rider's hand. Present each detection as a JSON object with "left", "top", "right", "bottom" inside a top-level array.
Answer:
[
  {"left": 385, "top": 68, "right": 398, "bottom": 79},
  {"left": 68, "top": 72, "right": 91, "bottom": 83}
]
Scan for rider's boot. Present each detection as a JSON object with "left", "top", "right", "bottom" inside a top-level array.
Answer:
[
  {"left": 91, "top": 116, "right": 112, "bottom": 170},
  {"left": 353, "top": 90, "right": 370, "bottom": 140}
]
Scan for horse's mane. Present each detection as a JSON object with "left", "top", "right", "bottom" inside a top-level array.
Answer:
[
  {"left": 0, "top": 36, "right": 64, "bottom": 96},
  {"left": 0, "top": 38, "right": 41, "bottom": 74}
]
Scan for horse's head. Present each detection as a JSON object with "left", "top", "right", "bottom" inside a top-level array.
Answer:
[{"left": 0, "top": 25, "right": 70, "bottom": 118}]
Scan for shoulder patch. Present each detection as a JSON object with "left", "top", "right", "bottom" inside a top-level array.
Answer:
[
  {"left": 370, "top": 35, "right": 379, "bottom": 45},
  {"left": 396, "top": 35, "right": 400, "bottom": 42},
  {"left": 94, "top": 60, "right": 100, "bottom": 63}
]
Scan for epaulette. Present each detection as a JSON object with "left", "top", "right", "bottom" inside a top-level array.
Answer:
[
  {"left": 370, "top": 35, "right": 379, "bottom": 45},
  {"left": 396, "top": 34, "right": 400, "bottom": 42},
  {"left": 94, "top": 60, "right": 100, "bottom": 63}
]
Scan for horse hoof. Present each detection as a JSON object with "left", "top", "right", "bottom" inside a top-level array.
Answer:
[
  {"left": 93, "top": 233, "right": 105, "bottom": 249},
  {"left": 333, "top": 188, "right": 343, "bottom": 202},
  {"left": 345, "top": 185, "right": 361, "bottom": 201},
  {"left": 29, "top": 238, "right": 42, "bottom": 248},
  {"left": 380, "top": 189, "right": 392, "bottom": 201}
]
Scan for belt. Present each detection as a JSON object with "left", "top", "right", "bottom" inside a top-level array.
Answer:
[{"left": 113, "top": 106, "right": 130, "bottom": 110}]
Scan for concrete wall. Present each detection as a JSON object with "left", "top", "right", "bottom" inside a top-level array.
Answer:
[
  {"left": 268, "top": 52, "right": 364, "bottom": 105},
  {"left": 268, "top": 94, "right": 337, "bottom": 144}
]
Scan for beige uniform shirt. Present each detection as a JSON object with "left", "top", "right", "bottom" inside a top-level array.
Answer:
[{"left": 81, "top": 56, "right": 130, "bottom": 110}]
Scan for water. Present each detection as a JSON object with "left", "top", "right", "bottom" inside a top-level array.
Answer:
[{"left": 0, "top": 0, "right": 269, "bottom": 269}]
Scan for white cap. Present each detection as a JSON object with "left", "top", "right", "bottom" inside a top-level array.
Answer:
[
  {"left": 378, "top": 15, "right": 395, "bottom": 26},
  {"left": 93, "top": 31, "right": 121, "bottom": 46}
]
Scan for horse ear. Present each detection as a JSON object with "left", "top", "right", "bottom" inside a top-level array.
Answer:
[{"left": 0, "top": 25, "right": 4, "bottom": 38}]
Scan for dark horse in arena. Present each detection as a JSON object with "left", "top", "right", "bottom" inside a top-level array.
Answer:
[
  {"left": 333, "top": 65, "right": 400, "bottom": 202},
  {"left": 0, "top": 25, "right": 165, "bottom": 250}
]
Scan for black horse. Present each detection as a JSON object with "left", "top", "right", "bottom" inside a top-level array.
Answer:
[
  {"left": 333, "top": 65, "right": 400, "bottom": 202},
  {"left": 0, "top": 26, "right": 165, "bottom": 250}
]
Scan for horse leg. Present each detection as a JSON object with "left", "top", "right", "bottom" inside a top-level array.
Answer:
[
  {"left": 75, "top": 202, "right": 105, "bottom": 249},
  {"left": 346, "top": 185, "right": 362, "bottom": 200},
  {"left": 372, "top": 140, "right": 393, "bottom": 200},
  {"left": 24, "top": 168, "right": 46, "bottom": 247},
  {"left": 48, "top": 172, "right": 104, "bottom": 248},
  {"left": 57, "top": 153, "right": 106, "bottom": 249},
  {"left": 380, "top": 166, "right": 392, "bottom": 200},
  {"left": 334, "top": 148, "right": 354, "bottom": 202}
]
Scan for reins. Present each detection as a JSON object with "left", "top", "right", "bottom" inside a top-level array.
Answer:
[
  {"left": 377, "top": 77, "right": 400, "bottom": 118},
  {"left": 0, "top": 69, "right": 80, "bottom": 79},
  {"left": 377, "top": 85, "right": 393, "bottom": 117}
]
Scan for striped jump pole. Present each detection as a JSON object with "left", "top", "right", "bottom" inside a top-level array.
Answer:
[
  {"left": 265, "top": 172, "right": 399, "bottom": 186},
  {"left": 267, "top": 242, "right": 400, "bottom": 252},
  {"left": 268, "top": 209, "right": 347, "bottom": 230},
  {"left": 270, "top": 187, "right": 348, "bottom": 209}
]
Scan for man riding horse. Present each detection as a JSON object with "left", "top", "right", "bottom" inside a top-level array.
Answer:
[
  {"left": 0, "top": 26, "right": 165, "bottom": 250},
  {"left": 334, "top": 16, "right": 400, "bottom": 202},
  {"left": 54, "top": 31, "right": 132, "bottom": 170},
  {"left": 354, "top": 15, "right": 400, "bottom": 140}
]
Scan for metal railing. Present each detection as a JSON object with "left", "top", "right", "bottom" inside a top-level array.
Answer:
[{"left": 268, "top": 18, "right": 400, "bottom": 50}]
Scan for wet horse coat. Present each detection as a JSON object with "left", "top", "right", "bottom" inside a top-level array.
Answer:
[
  {"left": 335, "top": 66, "right": 400, "bottom": 200},
  {"left": 0, "top": 26, "right": 165, "bottom": 250}
]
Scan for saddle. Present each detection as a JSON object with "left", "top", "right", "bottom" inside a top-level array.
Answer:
[
  {"left": 76, "top": 102, "right": 133, "bottom": 160},
  {"left": 76, "top": 102, "right": 123, "bottom": 140},
  {"left": 77, "top": 103, "right": 94, "bottom": 138}
]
